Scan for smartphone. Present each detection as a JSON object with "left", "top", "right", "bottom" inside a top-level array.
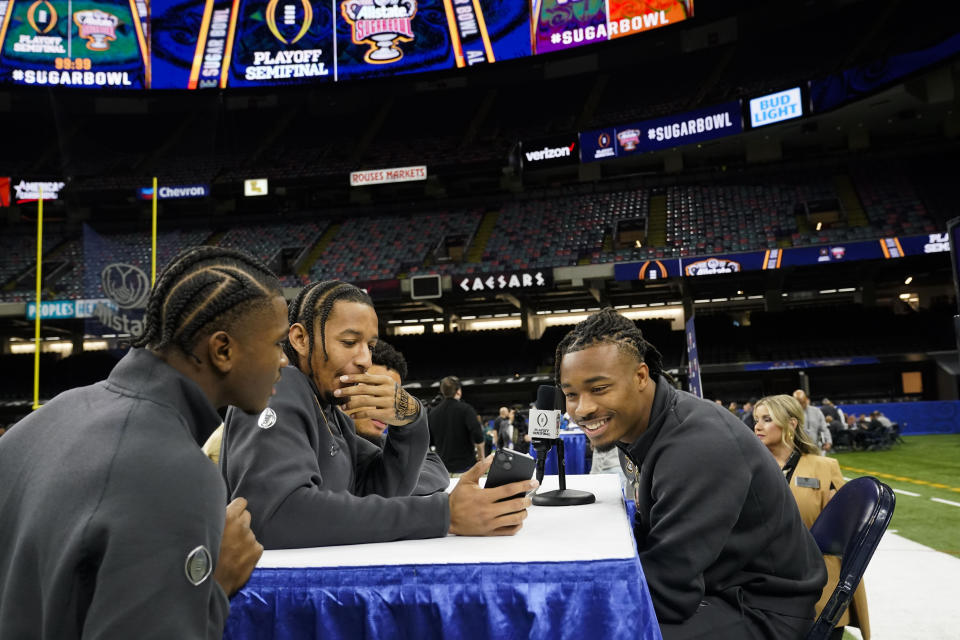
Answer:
[{"left": 484, "top": 448, "right": 537, "bottom": 501}]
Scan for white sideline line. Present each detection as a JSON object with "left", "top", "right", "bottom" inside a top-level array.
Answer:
[
  {"left": 930, "top": 497, "right": 960, "bottom": 508},
  {"left": 893, "top": 488, "right": 921, "bottom": 497}
]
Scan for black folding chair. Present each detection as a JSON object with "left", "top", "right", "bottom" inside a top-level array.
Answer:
[{"left": 805, "top": 476, "right": 895, "bottom": 640}]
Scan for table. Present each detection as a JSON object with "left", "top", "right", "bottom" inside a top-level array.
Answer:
[
  {"left": 224, "top": 474, "right": 660, "bottom": 640},
  {"left": 528, "top": 430, "right": 590, "bottom": 475}
]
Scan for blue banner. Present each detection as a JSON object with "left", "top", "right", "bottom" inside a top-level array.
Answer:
[
  {"left": 613, "top": 234, "right": 949, "bottom": 283},
  {"left": 898, "top": 233, "right": 950, "bottom": 257},
  {"left": 811, "top": 33, "right": 960, "bottom": 113},
  {"left": 681, "top": 250, "right": 773, "bottom": 277},
  {"left": 580, "top": 101, "right": 742, "bottom": 162},
  {"left": 613, "top": 259, "right": 681, "bottom": 281},
  {"left": 685, "top": 315, "right": 702, "bottom": 398},
  {"left": 837, "top": 401, "right": 960, "bottom": 436},
  {"left": 742, "top": 356, "right": 880, "bottom": 372}
]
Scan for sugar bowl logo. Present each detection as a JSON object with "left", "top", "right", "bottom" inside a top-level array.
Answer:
[
  {"left": 74, "top": 9, "right": 119, "bottom": 51},
  {"left": 27, "top": 0, "right": 58, "bottom": 34},
  {"left": 93, "top": 263, "right": 150, "bottom": 337},
  {"left": 341, "top": 0, "right": 417, "bottom": 64},
  {"left": 684, "top": 258, "right": 741, "bottom": 277},
  {"left": 617, "top": 129, "right": 641, "bottom": 151},
  {"left": 266, "top": 0, "right": 313, "bottom": 45}
]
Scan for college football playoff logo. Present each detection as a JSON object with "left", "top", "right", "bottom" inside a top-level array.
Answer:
[
  {"left": 341, "top": 0, "right": 416, "bottom": 64},
  {"left": 265, "top": 0, "right": 313, "bottom": 45},
  {"left": 27, "top": 0, "right": 58, "bottom": 34}
]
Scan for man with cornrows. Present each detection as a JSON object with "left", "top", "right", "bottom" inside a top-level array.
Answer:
[
  {"left": 0, "top": 246, "right": 289, "bottom": 638},
  {"left": 556, "top": 308, "right": 826, "bottom": 639},
  {"left": 221, "top": 280, "right": 537, "bottom": 548}
]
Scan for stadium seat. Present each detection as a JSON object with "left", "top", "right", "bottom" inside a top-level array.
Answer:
[{"left": 805, "top": 476, "right": 895, "bottom": 640}]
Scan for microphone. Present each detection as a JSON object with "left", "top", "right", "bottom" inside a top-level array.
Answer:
[
  {"left": 530, "top": 385, "right": 561, "bottom": 486},
  {"left": 530, "top": 385, "right": 595, "bottom": 507}
]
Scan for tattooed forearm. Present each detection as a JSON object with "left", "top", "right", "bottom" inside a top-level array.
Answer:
[{"left": 394, "top": 383, "right": 419, "bottom": 421}]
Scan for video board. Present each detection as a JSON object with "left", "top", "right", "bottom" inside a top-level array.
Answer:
[
  {"left": 531, "top": 0, "right": 693, "bottom": 55},
  {"left": 1, "top": 0, "right": 691, "bottom": 89},
  {"left": 0, "top": 0, "right": 149, "bottom": 87}
]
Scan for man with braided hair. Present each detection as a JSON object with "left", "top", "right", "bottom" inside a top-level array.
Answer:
[
  {"left": 221, "top": 280, "right": 536, "bottom": 548},
  {"left": 0, "top": 246, "right": 290, "bottom": 639},
  {"left": 557, "top": 308, "right": 826, "bottom": 639}
]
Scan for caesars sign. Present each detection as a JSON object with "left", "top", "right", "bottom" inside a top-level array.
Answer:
[{"left": 92, "top": 263, "right": 151, "bottom": 336}]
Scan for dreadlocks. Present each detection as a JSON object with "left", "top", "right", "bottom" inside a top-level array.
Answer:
[
  {"left": 553, "top": 308, "right": 665, "bottom": 384},
  {"left": 133, "top": 246, "right": 282, "bottom": 357},
  {"left": 371, "top": 340, "right": 408, "bottom": 381},
  {"left": 284, "top": 280, "right": 373, "bottom": 375}
]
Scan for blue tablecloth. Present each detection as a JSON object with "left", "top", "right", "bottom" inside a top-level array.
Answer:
[
  {"left": 225, "top": 557, "right": 658, "bottom": 640},
  {"left": 222, "top": 475, "right": 660, "bottom": 640},
  {"left": 528, "top": 432, "right": 590, "bottom": 475}
]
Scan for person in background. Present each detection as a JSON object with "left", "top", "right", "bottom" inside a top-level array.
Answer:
[
  {"left": 819, "top": 398, "right": 844, "bottom": 426},
  {"left": 493, "top": 406, "right": 514, "bottom": 450},
  {"left": 557, "top": 309, "right": 825, "bottom": 639},
  {"left": 793, "top": 389, "right": 832, "bottom": 454},
  {"left": 429, "top": 376, "right": 486, "bottom": 473},
  {"left": 511, "top": 406, "right": 530, "bottom": 447},
  {"left": 742, "top": 398, "right": 758, "bottom": 429},
  {"left": 753, "top": 394, "right": 870, "bottom": 640},
  {"left": 0, "top": 246, "right": 284, "bottom": 638},
  {"left": 345, "top": 339, "right": 449, "bottom": 495}
]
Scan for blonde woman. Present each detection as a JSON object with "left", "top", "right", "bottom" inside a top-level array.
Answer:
[{"left": 754, "top": 394, "right": 870, "bottom": 640}]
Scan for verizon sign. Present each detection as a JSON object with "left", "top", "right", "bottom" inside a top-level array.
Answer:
[
  {"left": 524, "top": 143, "right": 575, "bottom": 162},
  {"left": 350, "top": 165, "right": 427, "bottom": 187},
  {"left": 520, "top": 136, "right": 579, "bottom": 170}
]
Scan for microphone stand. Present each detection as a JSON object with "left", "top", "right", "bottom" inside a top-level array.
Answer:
[{"left": 532, "top": 436, "right": 595, "bottom": 507}]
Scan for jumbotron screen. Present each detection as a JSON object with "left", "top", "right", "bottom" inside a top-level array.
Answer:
[{"left": 0, "top": 0, "right": 693, "bottom": 89}]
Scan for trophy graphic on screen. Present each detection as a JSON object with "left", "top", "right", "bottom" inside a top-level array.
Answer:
[
  {"left": 74, "top": 9, "right": 119, "bottom": 51},
  {"left": 341, "top": 0, "right": 416, "bottom": 63}
]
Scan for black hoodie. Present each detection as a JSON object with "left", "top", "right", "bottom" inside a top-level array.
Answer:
[{"left": 619, "top": 377, "right": 826, "bottom": 626}]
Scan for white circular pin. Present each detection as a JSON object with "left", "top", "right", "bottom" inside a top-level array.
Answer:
[{"left": 258, "top": 408, "right": 277, "bottom": 429}]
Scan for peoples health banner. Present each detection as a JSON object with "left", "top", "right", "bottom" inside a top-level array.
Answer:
[{"left": 580, "top": 101, "right": 742, "bottom": 162}]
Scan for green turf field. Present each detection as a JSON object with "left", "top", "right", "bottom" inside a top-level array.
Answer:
[{"left": 830, "top": 434, "right": 960, "bottom": 558}]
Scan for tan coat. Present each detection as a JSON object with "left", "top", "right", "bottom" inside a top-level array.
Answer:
[{"left": 790, "top": 454, "right": 870, "bottom": 639}]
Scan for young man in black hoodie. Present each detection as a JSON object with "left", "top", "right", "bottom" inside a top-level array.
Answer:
[
  {"left": 0, "top": 247, "right": 285, "bottom": 639},
  {"left": 556, "top": 309, "right": 826, "bottom": 640}
]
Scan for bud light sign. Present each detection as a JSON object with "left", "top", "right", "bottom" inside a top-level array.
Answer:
[{"left": 749, "top": 87, "right": 803, "bottom": 128}]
